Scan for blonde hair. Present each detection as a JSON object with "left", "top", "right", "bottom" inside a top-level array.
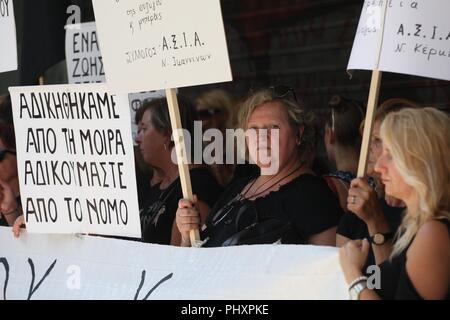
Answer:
[
  {"left": 359, "top": 98, "right": 422, "bottom": 136},
  {"left": 195, "top": 89, "right": 235, "bottom": 128},
  {"left": 238, "top": 88, "right": 316, "bottom": 162},
  {"left": 380, "top": 108, "right": 450, "bottom": 258}
]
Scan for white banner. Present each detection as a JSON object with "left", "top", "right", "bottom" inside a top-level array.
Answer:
[
  {"left": 348, "top": 0, "right": 450, "bottom": 81},
  {"left": 65, "top": 22, "right": 106, "bottom": 84},
  {"left": 0, "top": 227, "right": 348, "bottom": 300},
  {"left": 0, "top": 0, "right": 17, "bottom": 73},
  {"left": 92, "top": 0, "right": 233, "bottom": 93},
  {"left": 8, "top": 84, "right": 141, "bottom": 238}
]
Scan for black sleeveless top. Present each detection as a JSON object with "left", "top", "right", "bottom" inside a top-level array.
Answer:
[
  {"left": 375, "top": 219, "right": 450, "bottom": 300},
  {"left": 201, "top": 173, "right": 344, "bottom": 247}
]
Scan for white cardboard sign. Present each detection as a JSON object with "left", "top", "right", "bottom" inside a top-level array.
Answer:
[
  {"left": 0, "top": 228, "right": 348, "bottom": 300},
  {"left": 348, "top": 0, "right": 450, "bottom": 81},
  {"left": 91, "top": 0, "right": 233, "bottom": 93},
  {"left": 8, "top": 84, "right": 141, "bottom": 238},
  {"left": 65, "top": 22, "right": 106, "bottom": 84},
  {"left": 0, "top": 0, "right": 17, "bottom": 73}
]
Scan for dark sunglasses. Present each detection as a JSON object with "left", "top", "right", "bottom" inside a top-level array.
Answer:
[
  {"left": 269, "top": 85, "right": 298, "bottom": 103},
  {"left": 0, "top": 149, "right": 16, "bottom": 162},
  {"left": 196, "top": 108, "right": 223, "bottom": 120}
]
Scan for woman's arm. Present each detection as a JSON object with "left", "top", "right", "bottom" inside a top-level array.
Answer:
[
  {"left": 405, "top": 220, "right": 450, "bottom": 300},
  {"left": 309, "top": 226, "right": 337, "bottom": 246}
]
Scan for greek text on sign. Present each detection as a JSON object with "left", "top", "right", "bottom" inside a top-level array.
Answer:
[
  {"left": 0, "top": 228, "right": 348, "bottom": 300},
  {"left": 65, "top": 22, "right": 106, "bottom": 84},
  {"left": 348, "top": 0, "right": 450, "bottom": 81},
  {"left": 92, "top": 0, "right": 232, "bottom": 93},
  {"left": 8, "top": 84, "right": 141, "bottom": 238},
  {"left": 0, "top": 0, "right": 17, "bottom": 73}
]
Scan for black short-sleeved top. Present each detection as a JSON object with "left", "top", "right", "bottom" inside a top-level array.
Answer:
[
  {"left": 140, "top": 167, "right": 223, "bottom": 245},
  {"left": 201, "top": 173, "right": 344, "bottom": 247},
  {"left": 337, "top": 200, "right": 404, "bottom": 268},
  {"left": 375, "top": 219, "right": 450, "bottom": 300}
]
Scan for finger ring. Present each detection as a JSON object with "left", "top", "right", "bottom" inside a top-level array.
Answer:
[{"left": 351, "top": 195, "right": 356, "bottom": 204}]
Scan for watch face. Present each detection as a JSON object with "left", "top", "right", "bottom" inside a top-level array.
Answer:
[{"left": 373, "top": 233, "right": 385, "bottom": 245}]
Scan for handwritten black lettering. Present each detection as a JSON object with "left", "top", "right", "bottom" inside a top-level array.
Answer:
[
  {"left": 26, "top": 128, "right": 57, "bottom": 154},
  {"left": 19, "top": 92, "right": 118, "bottom": 120},
  {"left": 134, "top": 271, "right": 173, "bottom": 300},
  {"left": 86, "top": 198, "right": 128, "bottom": 225},
  {"left": 25, "top": 198, "right": 58, "bottom": 223},
  {"left": 0, "top": 0, "right": 10, "bottom": 18},
  {"left": 27, "top": 258, "right": 57, "bottom": 300},
  {"left": 0, "top": 257, "right": 9, "bottom": 300},
  {"left": 414, "top": 24, "right": 422, "bottom": 37}
]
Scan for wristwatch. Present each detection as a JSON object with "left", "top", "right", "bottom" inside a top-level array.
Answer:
[
  {"left": 349, "top": 280, "right": 368, "bottom": 300},
  {"left": 369, "top": 232, "right": 393, "bottom": 245}
]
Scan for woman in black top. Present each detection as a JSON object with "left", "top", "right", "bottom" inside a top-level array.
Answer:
[
  {"left": 176, "top": 87, "right": 343, "bottom": 247},
  {"left": 337, "top": 99, "right": 422, "bottom": 265},
  {"left": 340, "top": 108, "right": 450, "bottom": 300},
  {"left": 136, "top": 97, "right": 222, "bottom": 245}
]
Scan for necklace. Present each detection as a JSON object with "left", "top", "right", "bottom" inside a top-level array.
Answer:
[
  {"left": 242, "top": 162, "right": 305, "bottom": 200},
  {"left": 210, "top": 162, "right": 304, "bottom": 227}
]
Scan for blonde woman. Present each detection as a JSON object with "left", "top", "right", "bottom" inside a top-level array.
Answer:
[
  {"left": 177, "top": 87, "right": 343, "bottom": 247},
  {"left": 340, "top": 108, "right": 450, "bottom": 300}
]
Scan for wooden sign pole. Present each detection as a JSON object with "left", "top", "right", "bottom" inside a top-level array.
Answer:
[
  {"left": 165, "top": 88, "right": 201, "bottom": 246},
  {"left": 357, "top": 70, "right": 383, "bottom": 178}
]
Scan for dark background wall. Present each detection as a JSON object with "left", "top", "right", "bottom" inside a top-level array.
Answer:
[{"left": 1, "top": 0, "right": 449, "bottom": 111}]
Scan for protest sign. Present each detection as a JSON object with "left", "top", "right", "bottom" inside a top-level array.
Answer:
[
  {"left": 8, "top": 84, "right": 141, "bottom": 238},
  {"left": 0, "top": 0, "right": 17, "bottom": 73},
  {"left": 348, "top": 0, "right": 450, "bottom": 80},
  {"left": 91, "top": 0, "right": 232, "bottom": 94},
  {"left": 0, "top": 228, "right": 348, "bottom": 300},
  {"left": 65, "top": 22, "right": 106, "bottom": 84},
  {"left": 348, "top": 0, "right": 450, "bottom": 177},
  {"left": 92, "top": 0, "right": 233, "bottom": 244}
]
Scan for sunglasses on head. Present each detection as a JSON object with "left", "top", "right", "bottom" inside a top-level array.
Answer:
[
  {"left": 196, "top": 108, "right": 223, "bottom": 120},
  {"left": 269, "top": 85, "right": 298, "bottom": 103},
  {"left": 0, "top": 149, "right": 16, "bottom": 162}
]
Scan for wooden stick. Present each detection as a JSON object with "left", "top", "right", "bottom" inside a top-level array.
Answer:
[
  {"left": 357, "top": 70, "right": 383, "bottom": 178},
  {"left": 165, "top": 88, "right": 201, "bottom": 245}
]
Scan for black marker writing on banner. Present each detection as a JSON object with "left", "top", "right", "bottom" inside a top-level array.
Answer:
[
  {"left": 61, "top": 129, "right": 77, "bottom": 154},
  {"left": 27, "top": 258, "right": 57, "bottom": 300},
  {"left": 73, "top": 30, "right": 100, "bottom": 53},
  {"left": 397, "top": 24, "right": 450, "bottom": 41},
  {"left": 64, "top": 197, "right": 128, "bottom": 225},
  {"left": 79, "top": 129, "right": 125, "bottom": 156},
  {"left": 0, "top": 0, "right": 10, "bottom": 18},
  {"left": 161, "top": 32, "right": 205, "bottom": 51},
  {"left": 0, "top": 257, "right": 9, "bottom": 300},
  {"left": 19, "top": 92, "right": 119, "bottom": 120},
  {"left": 26, "top": 128, "right": 57, "bottom": 154},
  {"left": 24, "top": 161, "right": 127, "bottom": 188},
  {"left": 25, "top": 198, "right": 58, "bottom": 223},
  {"left": 70, "top": 27, "right": 104, "bottom": 81},
  {"left": 72, "top": 57, "right": 105, "bottom": 79},
  {"left": 386, "top": 0, "right": 418, "bottom": 9},
  {"left": 134, "top": 271, "right": 173, "bottom": 300},
  {"left": 0, "top": 257, "right": 56, "bottom": 300}
]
